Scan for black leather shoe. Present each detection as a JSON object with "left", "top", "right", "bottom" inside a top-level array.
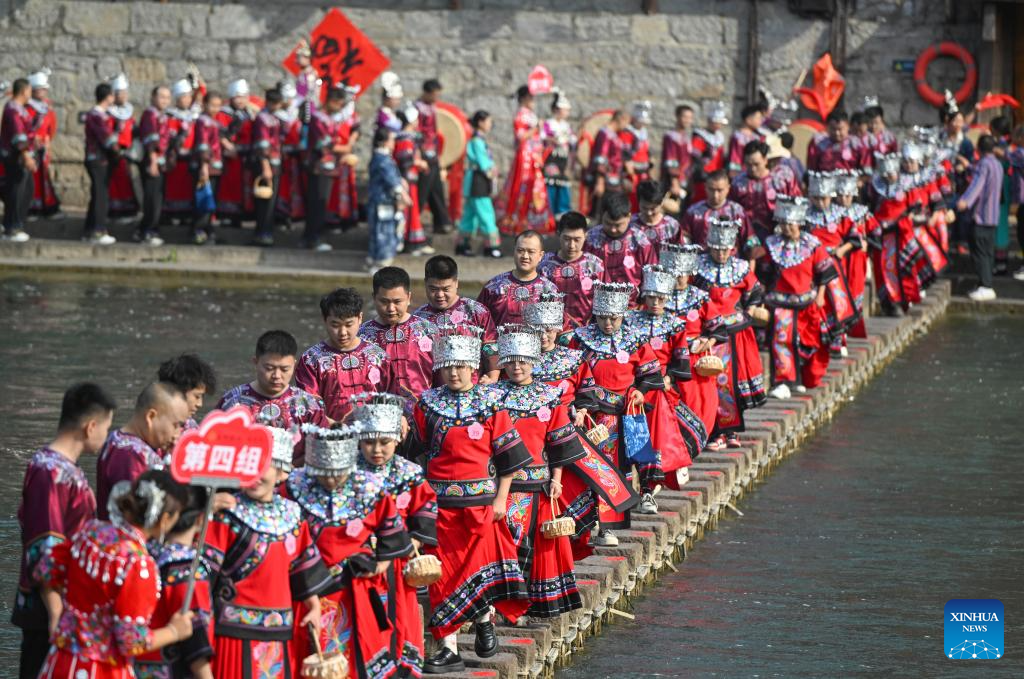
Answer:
[
  {"left": 423, "top": 647, "right": 465, "bottom": 674},
  {"left": 474, "top": 620, "right": 498, "bottom": 658}
]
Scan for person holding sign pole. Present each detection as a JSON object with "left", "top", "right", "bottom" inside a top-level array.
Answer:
[
  {"left": 134, "top": 486, "right": 216, "bottom": 678},
  {"left": 205, "top": 426, "right": 331, "bottom": 679},
  {"left": 35, "top": 470, "right": 196, "bottom": 678}
]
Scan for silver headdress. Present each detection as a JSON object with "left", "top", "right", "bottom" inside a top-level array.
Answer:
[
  {"left": 707, "top": 100, "right": 729, "bottom": 125},
  {"left": 497, "top": 323, "right": 543, "bottom": 366},
  {"left": 349, "top": 392, "right": 406, "bottom": 441},
  {"left": 632, "top": 100, "right": 653, "bottom": 124},
  {"left": 773, "top": 195, "right": 809, "bottom": 225},
  {"left": 552, "top": 87, "right": 572, "bottom": 111},
  {"left": 592, "top": 282, "right": 634, "bottom": 317},
  {"left": 875, "top": 152, "right": 901, "bottom": 176},
  {"left": 900, "top": 141, "right": 923, "bottom": 163},
  {"left": 706, "top": 216, "right": 740, "bottom": 250},
  {"left": 641, "top": 264, "right": 677, "bottom": 296},
  {"left": 943, "top": 89, "right": 959, "bottom": 115},
  {"left": 433, "top": 324, "right": 483, "bottom": 370},
  {"left": 110, "top": 73, "right": 129, "bottom": 92},
  {"left": 523, "top": 291, "right": 565, "bottom": 330},
  {"left": 381, "top": 71, "right": 403, "bottom": 100},
  {"left": 807, "top": 171, "right": 837, "bottom": 198},
  {"left": 858, "top": 95, "right": 880, "bottom": 113},
  {"left": 268, "top": 426, "right": 297, "bottom": 473},
  {"left": 659, "top": 242, "right": 702, "bottom": 276},
  {"left": 834, "top": 170, "right": 859, "bottom": 196},
  {"left": 303, "top": 424, "right": 359, "bottom": 477},
  {"left": 227, "top": 79, "right": 250, "bottom": 99}
]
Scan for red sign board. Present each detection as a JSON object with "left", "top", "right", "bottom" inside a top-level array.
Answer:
[
  {"left": 281, "top": 8, "right": 390, "bottom": 100},
  {"left": 171, "top": 407, "right": 273, "bottom": 488},
  {"left": 528, "top": 65, "right": 554, "bottom": 95}
]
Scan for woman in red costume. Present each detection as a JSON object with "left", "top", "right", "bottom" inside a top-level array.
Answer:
[
  {"left": 660, "top": 243, "right": 726, "bottom": 451},
  {"left": 691, "top": 217, "right": 767, "bottom": 450},
  {"left": 35, "top": 470, "right": 195, "bottom": 679},
  {"left": 409, "top": 325, "right": 532, "bottom": 674},
  {"left": 524, "top": 293, "right": 639, "bottom": 559},
  {"left": 569, "top": 282, "right": 664, "bottom": 547},
  {"left": 496, "top": 85, "right": 553, "bottom": 235},
  {"left": 762, "top": 197, "right": 838, "bottom": 400},
  {"left": 494, "top": 324, "right": 585, "bottom": 617},
  {"left": 205, "top": 427, "right": 331, "bottom": 679}
]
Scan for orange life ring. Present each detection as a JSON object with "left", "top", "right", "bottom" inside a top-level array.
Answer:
[{"left": 914, "top": 42, "right": 976, "bottom": 108}]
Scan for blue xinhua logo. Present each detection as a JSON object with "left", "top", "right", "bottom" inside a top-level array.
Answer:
[{"left": 945, "top": 599, "right": 1003, "bottom": 660}]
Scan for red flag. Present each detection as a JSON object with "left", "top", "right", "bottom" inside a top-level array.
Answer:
[
  {"left": 797, "top": 53, "right": 845, "bottom": 120},
  {"left": 282, "top": 8, "right": 390, "bottom": 99},
  {"left": 976, "top": 92, "right": 1020, "bottom": 111}
]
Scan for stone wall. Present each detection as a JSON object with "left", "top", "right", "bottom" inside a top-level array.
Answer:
[{"left": 0, "top": 0, "right": 982, "bottom": 208}]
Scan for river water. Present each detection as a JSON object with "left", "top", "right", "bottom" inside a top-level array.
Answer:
[
  {"left": 559, "top": 313, "right": 1024, "bottom": 677},
  {"left": 1, "top": 276, "right": 1022, "bottom": 675}
]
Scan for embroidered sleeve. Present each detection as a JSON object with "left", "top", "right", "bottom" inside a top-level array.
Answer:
[
  {"left": 112, "top": 553, "right": 159, "bottom": 657},
  {"left": 740, "top": 271, "right": 765, "bottom": 308},
  {"left": 293, "top": 352, "right": 321, "bottom": 398},
  {"left": 573, "top": 363, "right": 601, "bottom": 412},
  {"left": 544, "top": 405, "right": 587, "bottom": 467},
  {"left": 812, "top": 247, "right": 839, "bottom": 287},
  {"left": 33, "top": 536, "right": 69, "bottom": 591},
  {"left": 490, "top": 410, "right": 532, "bottom": 476},
  {"left": 406, "top": 480, "right": 439, "bottom": 546},
  {"left": 289, "top": 522, "right": 332, "bottom": 601},
  {"left": 667, "top": 332, "right": 693, "bottom": 382},
  {"left": 633, "top": 346, "right": 666, "bottom": 393},
  {"left": 373, "top": 495, "right": 414, "bottom": 560}
]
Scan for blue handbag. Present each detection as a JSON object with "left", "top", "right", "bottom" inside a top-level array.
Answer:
[
  {"left": 194, "top": 181, "right": 216, "bottom": 214},
  {"left": 622, "top": 402, "right": 658, "bottom": 464}
]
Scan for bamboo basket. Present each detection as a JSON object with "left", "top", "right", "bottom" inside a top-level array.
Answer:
[
  {"left": 540, "top": 497, "right": 575, "bottom": 539},
  {"left": 403, "top": 546, "right": 442, "bottom": 587},
  {"left": 747, "top": 305, "right": 771, "bottom": 327},
  {"left": 583, "top": 413, "right": 609, "bottom": 447},
  {"left": 695, "top": 353, "right": 725, "bottom": 377},
  {"left": 301, "top": 623, "right": 348, "bottom": 679}
]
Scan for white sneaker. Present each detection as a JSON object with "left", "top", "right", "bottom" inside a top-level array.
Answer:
[
  {"left": 312, "top": 242, "right": 333, "bottom": 252},
  {"left": 411, "top": 244, "right": 436, "bottom": 256},
  {"left": 968, "top": 286, "right": 997, "bottom": 301},
  {"left": 840, "top": 346, "right": 849, "bottom": 358},
  {"left": 769, "top": 384, "right": 791, "bottom": 400},
  {"left": 143, "top": 234, "right": 164, "bottom": 247},
  {"left": 795, "top": 384, "right": 807, "bottom": 393},
  {"left": 3, "top": 230, "right": 30, "bottom": 242},
  {"left": 1012, "top": 267, "right": 1024, "bottom": 282},
  {"left": 592, "top": 530, "right": 618, "bottom": 547},
  {"left": 920, "top": 290, "right": 927, "bottom": 299},
  {"left": 637, "top": 493, "right": 658, "bottom": 515},
  {"left": 87, "top": 233, "right": 117, "bottom": 245},
  {"left": 675, "top": 467, "right": 690, "bottom": 486}
]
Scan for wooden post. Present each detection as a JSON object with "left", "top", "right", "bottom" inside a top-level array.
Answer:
[
  {"left": 746, "top": 0, "right": 760, "bottom": 103},
  {"left": 641, "top": 0, "right": 659, "bottom": 15}
]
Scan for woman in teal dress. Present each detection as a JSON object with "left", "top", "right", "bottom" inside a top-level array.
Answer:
[{"left": 458, "top": 110, "right": 502, "bottom": 258}]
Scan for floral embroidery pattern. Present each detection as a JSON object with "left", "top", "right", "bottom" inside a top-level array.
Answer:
[{"left": 286, "top": 468, "right": 386, "bottom": 526}]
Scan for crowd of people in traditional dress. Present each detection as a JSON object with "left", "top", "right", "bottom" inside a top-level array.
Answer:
[
  {"left": 2, "top": 51, "right": 1020, "bottom": 292},
  {"left": 8, "top": 47, "right": 1022, "bottom": 678}
]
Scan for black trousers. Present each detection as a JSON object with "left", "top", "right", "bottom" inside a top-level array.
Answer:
[
  {"left": 18, "top": 628, "right": 49, "bottom": 679},
  {"left": 2, "top": 156, "right": 33, "bottom": 233},
  {"left": 138, "top": 166, "right": 165, "bottom": 236},
  {"left": 253, "top": 170, "right": 281, "bottom": 238},
  {"left": 417, "top": 156, "right": 450, "bottom": 230},
  {"left": 84, "top": 160, "right": 112, "bottom": 235},
  {"left": 302, "top": 172, "right": 333, "bottom": 246},
  {"left": 969, "top": 223, "right": 995, "bottom": 288}
]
